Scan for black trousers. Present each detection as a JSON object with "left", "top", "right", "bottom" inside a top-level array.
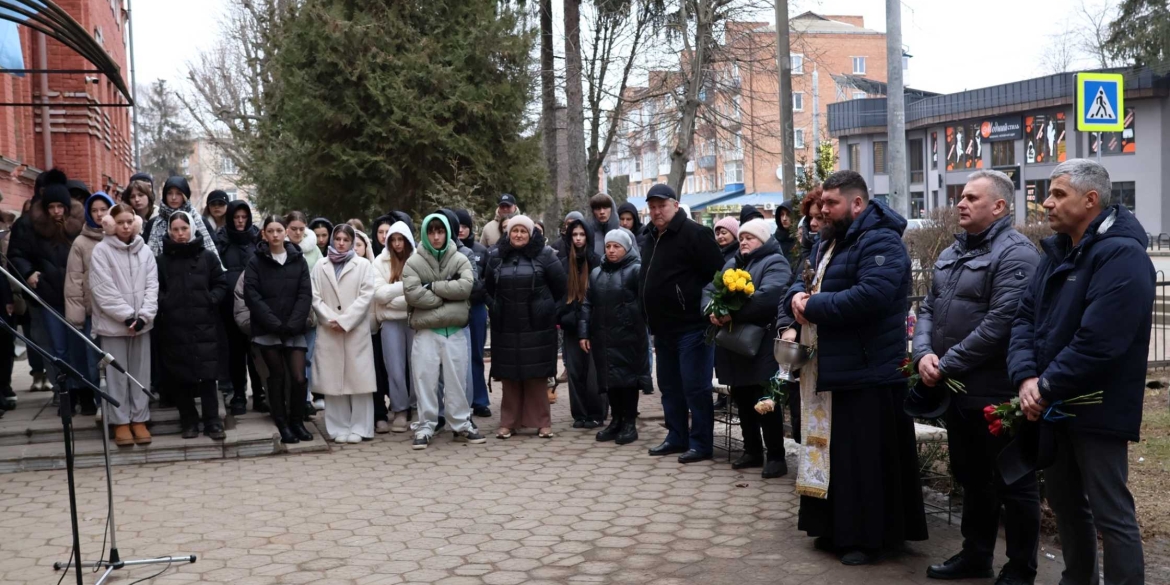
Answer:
[
  {"left": 175, "top": 380, "right": 220, "bottom": 428},
  {"left": 0, "top": 313, "right": 14, "bottom": 396},
  {"left": 608, "top": 387, "right": 640, "bottom": 420},
  {"left": 732, "top": 384, "right": 785, "bottom": 457},
  {"left": 372, "top": 333, "right": 390, "bottom": 422},
  {"left": 786, "top": 383, "right": 801, "bottom": 443},
  {"left": 224, "top": 319, "right": 264, "bottom": 405},
  {"left": 945, "top": 406, "right": 1040, "bottom": 578},
  {"left": 258, "top": 346, "right": 307, "bottom": 424}
]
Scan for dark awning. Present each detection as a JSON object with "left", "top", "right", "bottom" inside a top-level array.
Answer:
[{"left": 0, "top": 0, "right": 133, "bottom": 105}]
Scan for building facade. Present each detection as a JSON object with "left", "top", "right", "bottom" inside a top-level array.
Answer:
[
  {"left": 827, "top": 69, "right": 1169, "bottom": 232},
  {"left": 0, "top": 0, "right": 133, "bottom": 212},
  {"left": 185, "top": 138, "right": 254, "bottom": 212},
  {"left": 602, "top": 12, "right": 891, "bottom": 220}
]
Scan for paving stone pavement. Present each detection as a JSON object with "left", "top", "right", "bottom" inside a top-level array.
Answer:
[{"left": 0, "top": 375, "right": 1068, "bottom": 584}]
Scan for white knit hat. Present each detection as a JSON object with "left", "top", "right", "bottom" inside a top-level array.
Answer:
[
  {"left": 739, "top": 218, "right": 773, "bottom": 244},
  {"left": 508, "top": 214, "right": 535, "bottom": 236}
]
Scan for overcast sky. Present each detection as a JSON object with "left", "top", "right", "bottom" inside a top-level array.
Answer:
[{"left": 132, "top": 0, "right": 1107, "bottom": 97}]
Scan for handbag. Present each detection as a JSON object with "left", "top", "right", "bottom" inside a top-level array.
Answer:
[{"left": 713, "top": 322, "right": 766, "bottom": 357}]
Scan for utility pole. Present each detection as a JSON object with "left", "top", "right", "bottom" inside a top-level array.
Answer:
[
  {"left": 812, "top": 68, "right": 819, "bottom": 155},
  {"left": 775, "top": 0, "right": 796, "bottom": 202},
  {"left": 127, "top": 0, "right": 140, "bottom": 170},
  {"left": 885, "top": 0, "right": 907, "bottom": 213}
]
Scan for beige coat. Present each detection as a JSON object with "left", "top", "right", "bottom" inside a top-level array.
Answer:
[
  {"left": 311, "top": 255, "right": 376, "bottom": 396},
  {"left": 64, "top": 225, "right": 104, "bottom": 326}
]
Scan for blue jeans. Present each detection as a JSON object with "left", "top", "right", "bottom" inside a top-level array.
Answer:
[
  {"left": 654, "top": 328, "right": 715, "bottom": 454},
  {"left": 469, "top": 304, "right": 490, "bottom": 409},
  {"left": 43, "top": 312, "right": 99, "bottom": 406},
  {"left": 304, "top": 326, "right": 317, "bottom": 400}
]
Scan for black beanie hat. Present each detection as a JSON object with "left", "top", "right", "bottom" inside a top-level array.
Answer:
[
  {"left": 309, "top": 217, "right": 334, "bottom": 233},
  {"left": 66, "top": 179, "right": 90, "bottom": 202},
  {"left": 454, "top": 209, "right": 473, "bottom": 231},
  {"left": 207, "top": 190, "right": 229, "bottom": 205},
  {"left": 41, "top": 184, "right": 73, "bottom": 212},
  {"left": 129, "top": 172, "right": 153, "bottom": 185},
  {"left": 438, "top": 209, "right": 460, "bottom": 240}
]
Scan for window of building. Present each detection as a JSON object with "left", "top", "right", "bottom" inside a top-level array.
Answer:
[
  {"left": 791, "top": 54, "right": 804, "bottom": 74},
  {"left": 793, "top": 92, "right": 803, "bottom": 111},
  {"left": 852, "top": 57, "right": 866, "bottom": 75},
  {"left": 1024, "top": 180, "right": 1048, "bottom": 223},
  {"left": 724, "top": 160, "right": 744, "bottom": 184},
  {"left": 634, "top": 156, "right": 642, "bottom": 173},
  {"left": 932, "top": 190, "right": 939, "bottom": 209},
  {"left": 911, "top": 192, "right": 925, "bottom": 218},
  {"left": 1111, "top": 181, "right": 1136, "bottom": 212},
  {"left": 795, "top": 163, "right": 806, "bottom": 182},
  {"left": 946, "top": 184, "right": 965, "bottom": 207},
  {"left": 221, "top": 156, "right": 238, "bottom": 175},
  {"left": 794, "top": 128, "right": 805, "bottom": 149},
  {"left": 873, "top": 141, "right": 888, "bottom": 174},
  {"left": 848, "top": 143, "right": 861, "bottom": 171},
  {"left": 852, "top": 91, "right": 866, "bottom": 100},
  {"left": 930, "top": 131, "right": 938, "bottom": 169},
  {"left": 992, "top": 141, "right": 1015, "bottom": 167},
  {"left": 225, "top": 189, "right": 239, "bottom": 202},
  {"left": 908, "top": 138, "right": 924, "bottom": 184}
]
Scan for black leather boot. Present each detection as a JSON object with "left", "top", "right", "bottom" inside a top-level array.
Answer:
[
  {"left": 289, "top": 420, "right": 314, "bottom": 442},
  {"left": 596, "top": 417, "right": 622, "bottom": 442},
  {"left": 276, "top": 423, "right": 299, "bottom": 444},
  {"left": 615, "top": 420, "right": 639, "bottom": 445}
]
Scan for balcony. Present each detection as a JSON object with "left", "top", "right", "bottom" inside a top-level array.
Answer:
[{"left": 697, "top": 155, "right": 717, "bottom": 169}]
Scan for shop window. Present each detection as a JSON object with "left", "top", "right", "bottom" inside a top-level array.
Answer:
[
  {"left": 992, "top": 141, "right": 1015, "bottom": 167},
  {"left": 874, "top": 141, "right": 887, "bottom": 174},
  {"left": 1111, "top": 181, "right": 1136, "bottom": 212}
]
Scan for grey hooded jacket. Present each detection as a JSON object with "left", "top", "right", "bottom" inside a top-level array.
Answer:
[{"left": 912, "top": 215, "right": 1040, "bottom": 408}]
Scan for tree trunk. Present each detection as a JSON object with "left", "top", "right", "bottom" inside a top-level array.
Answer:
[
  {"left": 540, "top": 0, "right": 561, "bottom": 223},
  {"left": 668, "top": 1, "right": 712, "bottom": 194},
  {"left": 563, "top": 0, "right": 589, "bottom": 209}
]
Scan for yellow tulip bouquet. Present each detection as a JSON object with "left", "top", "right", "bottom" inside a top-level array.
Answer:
[{"left": 705, "top": 268, "right": 755, "bottom": 319}]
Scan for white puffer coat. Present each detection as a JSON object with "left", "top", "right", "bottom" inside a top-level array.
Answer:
[
  {"left": 371, "top": 221, "right": 414, "bottom": 324},
  {"left": 88, "top": 214, "right": 158, "bottom": 338}
]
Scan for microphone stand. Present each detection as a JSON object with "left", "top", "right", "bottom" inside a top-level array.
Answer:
[
  {"left": 0, "top": 249, "right": 194, "bottom": 582},
  {"left": 0, "top": 317, "right": 115, "bottom": 585}
]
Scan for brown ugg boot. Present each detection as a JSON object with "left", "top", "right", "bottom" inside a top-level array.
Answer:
[
  {"left": 130, "top": 422, "right": 152, "bottom": 445},
  {"left": 113, "top": 424, "right": 134, "bottom": 447}
]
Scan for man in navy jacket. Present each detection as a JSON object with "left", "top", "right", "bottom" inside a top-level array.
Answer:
[
  {"left": 1008, "top": 159, "right": 1151, "bottom": 585},
  {"left": 782, "top": 170, "right": 927, "bottom": 565}
]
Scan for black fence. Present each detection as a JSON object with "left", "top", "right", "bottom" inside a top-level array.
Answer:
[{"left": 1148, "top": 234, "right": 1170, "bottom": 251}]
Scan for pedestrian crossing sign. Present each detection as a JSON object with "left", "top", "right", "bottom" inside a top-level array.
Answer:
[{"left": 1076, "top": 73, "right": 1124, "bottom": 132}]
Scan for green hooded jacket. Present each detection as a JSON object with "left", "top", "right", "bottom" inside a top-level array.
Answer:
[{"left": 402, "top": 214, "right": 473, "bottom": 335}]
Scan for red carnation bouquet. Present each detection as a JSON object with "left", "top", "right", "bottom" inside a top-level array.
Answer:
[{"left": 983, "top": 391, "right": 1104, "bottom": 437}]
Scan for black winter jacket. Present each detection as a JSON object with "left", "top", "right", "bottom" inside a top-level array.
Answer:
[
  {"left": 460, "top": 235, "right": 490, "bottom": 305},
  {"left": 913, "top": 216, "right": 1039, "bottom": 408},
  {"left": 1008, "top": 206, "right": 1154, "bottom": 441},
  {"left": 781, "top": 200, "right": 910, "bottom": 392},
  {"left": 707, "top": 238, "right": 792, "bottom": 387},
  {"left": 557, "top": 218, "right": 601, "bottom": 336},
  {"left": 617, "top": 202, "right": 644, "bottom": 251},
  {"left": 156, "top": 233, "right": 228, "bottom": 383},
  {"left": 639, "top": 211, "right": 725, "bottom": 335},
  {"left": 485, "top": 231, "right": 568, "bottom": 381},
  {"left": 579, "top": 253, "right": 651, "bottom": 393},
  {"left": 243, "top": 240, "right": 313, "bottom": 338},
  {"left": 9, "top": 198, "right": 84, "bottom": 309},
  {"left": 215, "top": 201, "right": 260, "bottom": 311}
]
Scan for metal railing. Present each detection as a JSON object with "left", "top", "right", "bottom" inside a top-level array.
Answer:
[{"left": 1148, "top": 233, "right": 1170, "bottom": 251}]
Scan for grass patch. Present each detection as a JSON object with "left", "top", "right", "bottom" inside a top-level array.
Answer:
[{"left": 1133, "top": 387, "right": 1170, "bottom": 541}]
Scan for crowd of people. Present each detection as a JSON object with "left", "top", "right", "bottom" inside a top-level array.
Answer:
[{"left": 0, "top": 158, "right": 1151, "bottom": 583}]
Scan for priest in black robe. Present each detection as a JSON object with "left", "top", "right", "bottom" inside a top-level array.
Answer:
[{"left": 781, "top": 170, "right": 928, "bottom": 565}]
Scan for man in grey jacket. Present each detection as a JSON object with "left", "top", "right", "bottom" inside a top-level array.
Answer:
[{"left": 913, "top": 170, "right": 1041, "bottom": 585}]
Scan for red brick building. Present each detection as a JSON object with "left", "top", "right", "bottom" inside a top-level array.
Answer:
[{"left": 0, "top": 0, "right": 133, "bottom": 212}]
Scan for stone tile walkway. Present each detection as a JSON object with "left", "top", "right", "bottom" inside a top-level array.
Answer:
[{"left": 0, "top": 375, "right": 1068, "bottom": 584}]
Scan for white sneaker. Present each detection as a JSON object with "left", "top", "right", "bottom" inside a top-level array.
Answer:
[
  {"left": 346, "top": 434, "right": 363, "bottom": 444},
  {"left": 333, "top": 435, "right": 348, "bottom": 443},
  {"left": 391, "top": 412, "right": 408, "bottom": 433},
  {"left": 312, "top": 399, "right": 325, "bottom": 411}
]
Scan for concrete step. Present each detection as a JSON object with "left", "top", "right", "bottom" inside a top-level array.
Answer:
[
  {"left": 0, "top": 406, "right": 192, "bottom": 447},
  {"left": 0, "top": 416, "right": 330, "bottom": 474}
]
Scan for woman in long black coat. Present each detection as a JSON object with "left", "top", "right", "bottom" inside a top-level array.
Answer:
[
  {"left": 484, "top": 215, "right": 567, "bottom": 439},
  {"left": 578, "top": 229, "right": 650, "bottom": 445},
  {"left": 216, "top": 200, "right": 266, "bottom": 415},
  {"left": 557, "top": 217, "right": 605, "bottom": 428},
  {"left": 156, "top": 212, "right": 229, "bottom": 439},
  {"left": 704, "top": 219, "right": 792, "bottom": 479},
  {"left": 244, "top": 215, "right": 314, "bottom": 444}
]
